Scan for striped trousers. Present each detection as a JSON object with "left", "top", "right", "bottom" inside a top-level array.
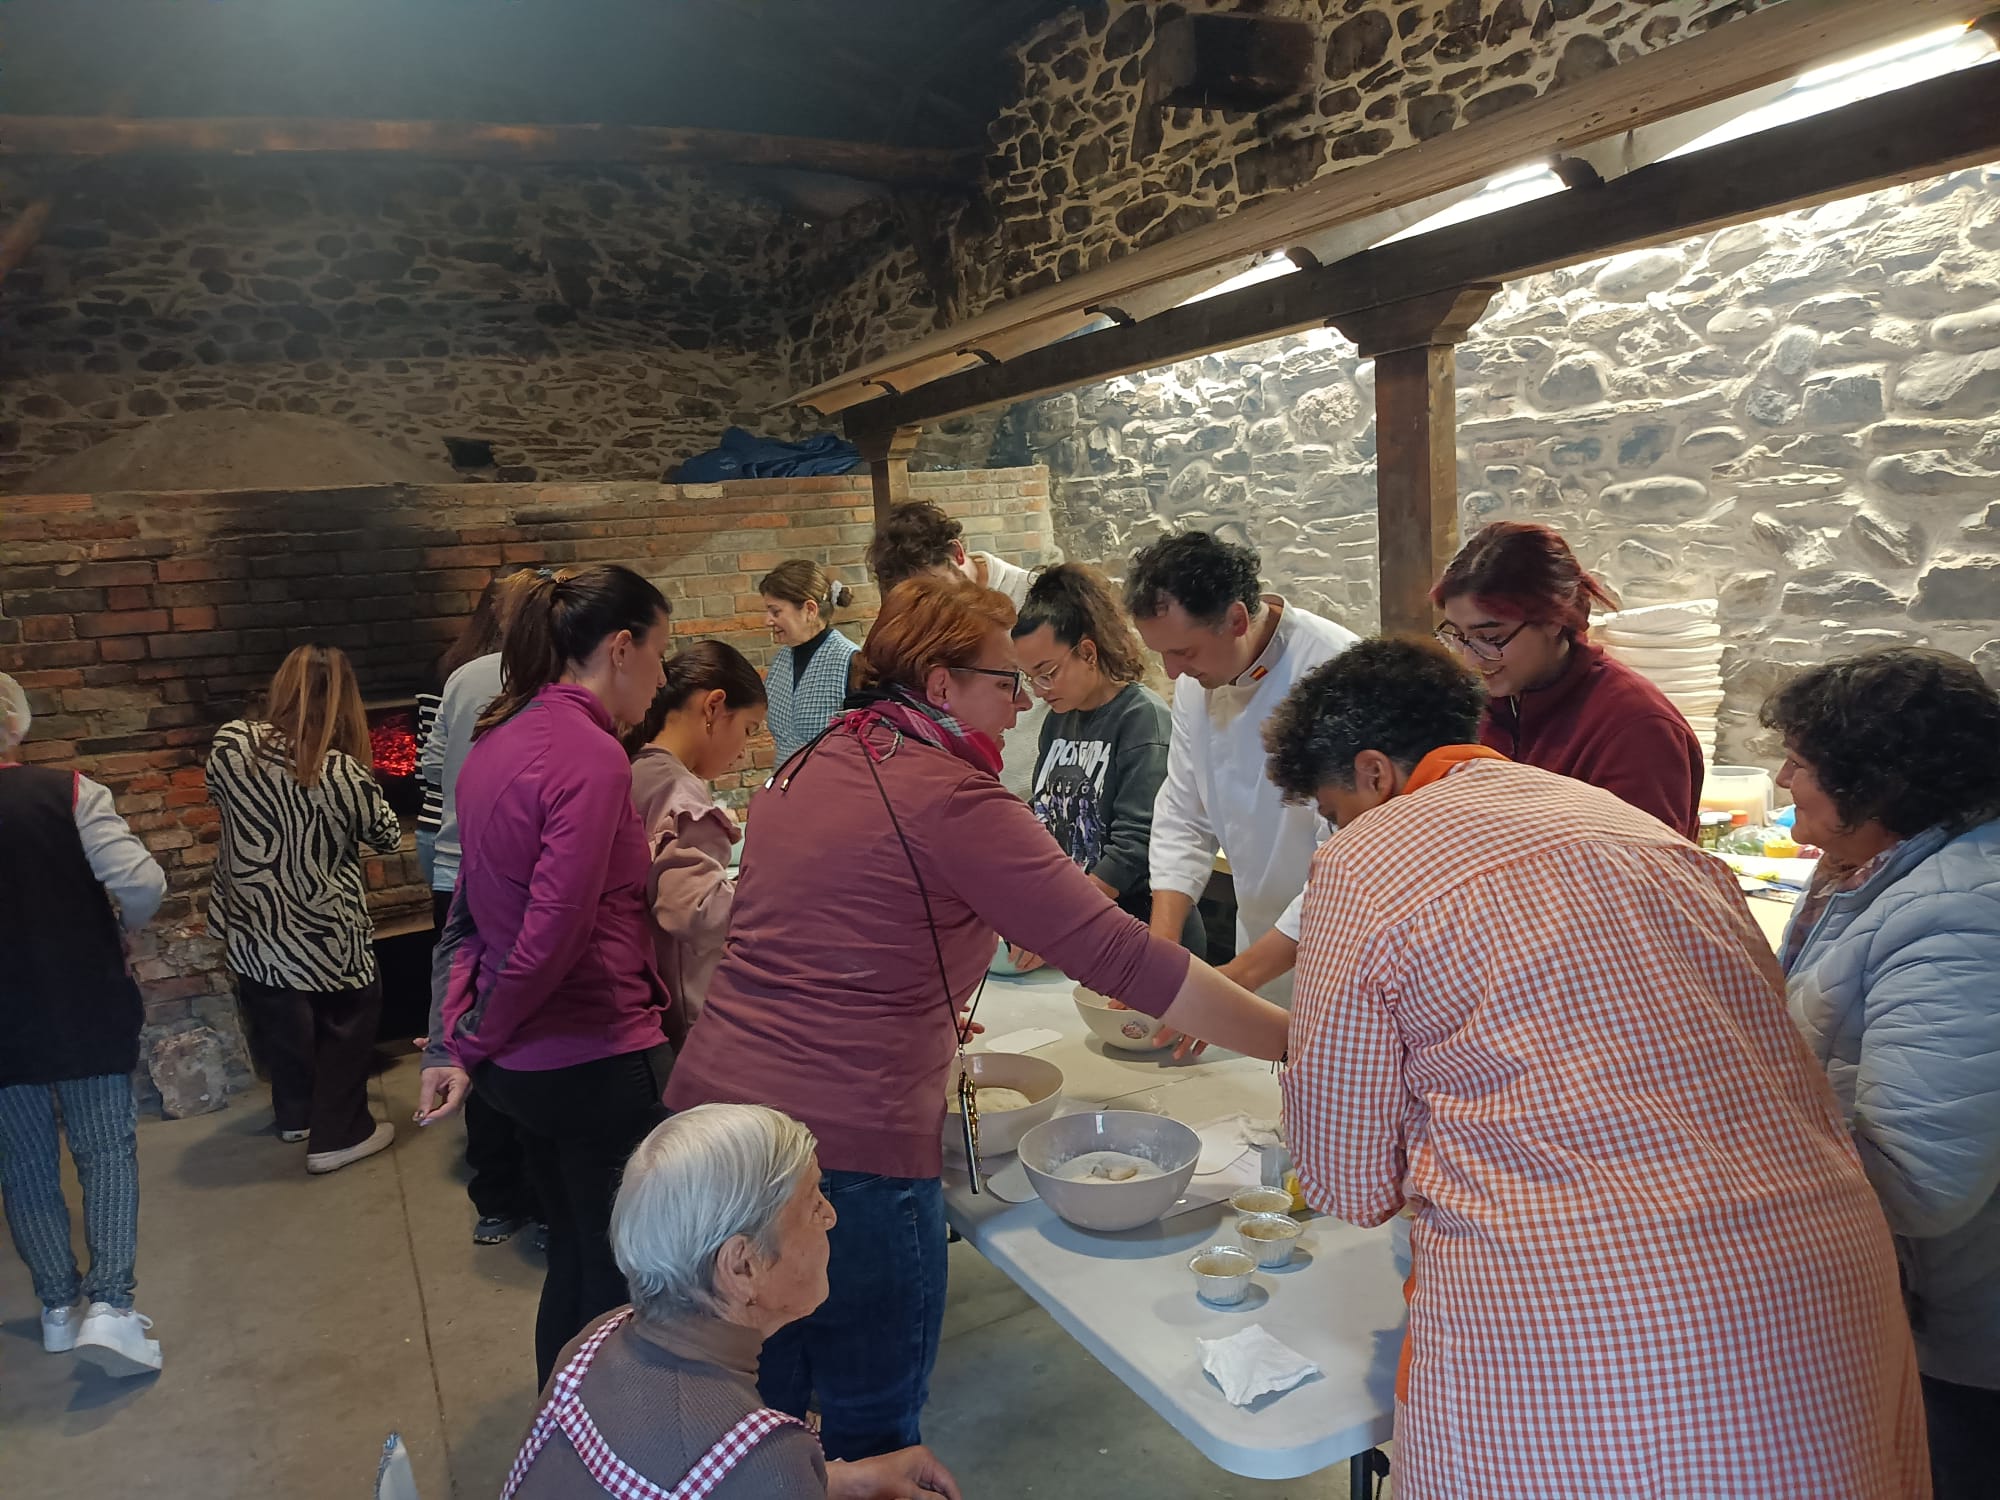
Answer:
[{"left": 0, "top": 1075, "right": 140, "bottom": 1311}]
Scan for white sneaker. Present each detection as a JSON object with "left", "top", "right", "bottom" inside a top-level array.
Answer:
[
  {"left": 74, "top": 1303, "right": 162, "bottom": 1376},
  {"left": 306, "top": 1120, "right": 395, "bottom": 1175},
  {"left": 278, "top": 1127, "right": 309, "bottom": 1144},
  {"left": 41, "top": 1302, "right": 82, "bottom": 1353}
]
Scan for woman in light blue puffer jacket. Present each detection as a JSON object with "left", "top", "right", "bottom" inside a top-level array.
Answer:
[{"left": 1765, "top": 647, "right": 2000, "bottom": 1500}]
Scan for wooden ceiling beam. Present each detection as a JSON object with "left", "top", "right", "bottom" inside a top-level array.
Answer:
[
  {"left": 798, "top": 0, "right": 1991, "bottom": 412},
  {"left": 0, "top": 114, "right": 978, "bottom": 186},
  {"left": 843, "top": 59, "right": 2000, "bottom": 437}
]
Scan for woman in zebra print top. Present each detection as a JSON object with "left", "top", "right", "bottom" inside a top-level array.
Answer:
[{"left": 207, "top": 644, "right": 403, "bottom": 1174}]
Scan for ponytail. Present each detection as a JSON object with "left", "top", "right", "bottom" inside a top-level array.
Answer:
[
  {"left": 476, "top": 564, "right": 671, "bottom": 736},
  {"left": 623, "top": 640, "right": 767, "bottom": 756}
]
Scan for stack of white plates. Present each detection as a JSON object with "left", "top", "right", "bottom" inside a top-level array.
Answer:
[{"left": 1597, "top": 599, "right": 1722, "bottom": 762}]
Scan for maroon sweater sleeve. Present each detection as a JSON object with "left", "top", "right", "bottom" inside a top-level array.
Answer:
[
  {"left": 937, "top": 773, "right": 1193, "bottom": 1017},
  {"left": 1575, "top": 712, "right": 1703, "bottom": 839}
]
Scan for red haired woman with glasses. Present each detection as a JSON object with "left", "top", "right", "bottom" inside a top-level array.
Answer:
[
  {"left": 665, "top": 574, "right": 1288, "bottom": 1463},
  {"left": 1431, "top": 522, "right": 1701, "bottom": 837}
]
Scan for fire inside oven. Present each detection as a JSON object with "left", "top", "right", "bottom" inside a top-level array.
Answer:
[{"left": 365, "top": 700, "right": 424, "bottom": 818}]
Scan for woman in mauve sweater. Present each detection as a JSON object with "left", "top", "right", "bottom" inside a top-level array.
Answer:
[
  {"left": 1431, "top": 521, "right": 1703, "bottom": 837},
  {"left": 419, "top": 563, "right": 676, "bottom": 1387},
  {"left": 665, "top": 575, "right": 1290, "bottom": 1462}
]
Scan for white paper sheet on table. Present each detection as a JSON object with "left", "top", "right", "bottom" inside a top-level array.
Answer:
[
  {"left": 982, "top": 1155, "right": 1037, "bottom": 1202},
  {"left": 1194, "top": 1115, "right": 1255, "bottom": 1174}
]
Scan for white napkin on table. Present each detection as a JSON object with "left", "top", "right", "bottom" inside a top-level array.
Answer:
[
  {"left": 981, "top": 1155, "right": 1037, "bottom": 1203},
  {"left": 1198, "top": 1325, "right": 1320, "bottom": 1407}
]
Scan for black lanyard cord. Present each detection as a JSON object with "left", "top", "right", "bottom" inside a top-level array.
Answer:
[{"left": 776, "top": 714, "right": 988, "bottom": 1045}]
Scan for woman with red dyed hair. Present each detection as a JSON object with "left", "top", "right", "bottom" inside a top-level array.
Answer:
[
  {"left": 665, "top": 574, "right": 1289, "bottom": 1462},
  {"left": 1430, "top": 522, "right": 1702, "bottom": 836}
]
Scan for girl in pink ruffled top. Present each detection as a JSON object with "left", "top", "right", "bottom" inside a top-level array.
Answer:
[{"left": 624, "top": 643, "right": 767, "bottom": 1027}]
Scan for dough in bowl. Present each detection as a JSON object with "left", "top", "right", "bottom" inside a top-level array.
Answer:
[{"left": 947, "top": 1086, "right": 1036, "bottom": 1114}]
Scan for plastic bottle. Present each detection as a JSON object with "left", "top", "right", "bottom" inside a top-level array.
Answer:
[{"left": 1720, "top": 812, "right": 1772, "bottom": 855}]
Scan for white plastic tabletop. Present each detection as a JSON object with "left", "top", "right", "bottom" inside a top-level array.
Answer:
[{"left": 944, "top": 967, "right": 1405, "bottom": 1481}]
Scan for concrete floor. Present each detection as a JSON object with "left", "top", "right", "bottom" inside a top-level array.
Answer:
[{"left": 1, "top": 1052, "right": 1371, "bottom": 1498}]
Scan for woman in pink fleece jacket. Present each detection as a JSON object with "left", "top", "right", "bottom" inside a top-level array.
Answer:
[
  {"left": 666, "top": 575, "right": 1290, "bottom": 1461},
  {"left": 420, "top": 564, "right": 675, "bottom": 1386}
]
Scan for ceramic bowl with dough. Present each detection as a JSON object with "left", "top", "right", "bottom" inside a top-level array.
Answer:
[
  {"left": 940, "top": 1052, "right": 1063, "bottom": 1161},
  {"left": 1072, "top": 985, "right": 1168, "bottom": 1052},
  {"left": 1018, "top": 1110, "right": 1201, "bottom": 1232}
]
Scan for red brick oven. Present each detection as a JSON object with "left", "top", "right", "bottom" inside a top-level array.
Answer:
[{"left": 0, "top": 468, "right": 1054, "bottom": 1113}]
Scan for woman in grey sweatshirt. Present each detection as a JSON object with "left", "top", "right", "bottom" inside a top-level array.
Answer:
[{"left": 1009, "top": 565, "right": 1206, "bottom": 965}]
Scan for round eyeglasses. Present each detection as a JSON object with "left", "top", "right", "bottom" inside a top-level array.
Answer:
[
  {"left": 1434, "top": 620, "right": 1529, "bottom": 664},
  {"left": 1026, "top": 645, "right": 1077, "bottom": 691}
]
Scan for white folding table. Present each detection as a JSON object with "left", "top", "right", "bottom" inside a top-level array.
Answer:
[{"left": 942, "top": 967, "right": 1406, "bottom": 1484}]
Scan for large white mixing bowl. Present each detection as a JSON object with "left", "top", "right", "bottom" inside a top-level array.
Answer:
[
  {"left": 941, "top": 1052, "right": 1064, "bottom": 1161},
  {"left": 1018, "top": 1110, "right": 1200, "bottom": 1231}
]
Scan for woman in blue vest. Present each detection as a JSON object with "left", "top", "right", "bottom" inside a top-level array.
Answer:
[{"left": 759, "top": 561, "right": 858, "bottom": 772}]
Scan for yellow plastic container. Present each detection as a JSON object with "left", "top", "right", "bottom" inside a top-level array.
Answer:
[{"left": 1282, "top": 1170, "right": 1309, "bottom": 1214}]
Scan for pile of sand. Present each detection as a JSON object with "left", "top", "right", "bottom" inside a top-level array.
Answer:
[{"left": 17, "top": 410, "right": 462, "bottom": 493}]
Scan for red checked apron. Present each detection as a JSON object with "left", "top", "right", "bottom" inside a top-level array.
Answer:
[{"left": 502, "top": 1310, "right": 813, "bottom": 1500}]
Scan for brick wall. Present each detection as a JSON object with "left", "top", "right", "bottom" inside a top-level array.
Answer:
[{"left": 0, "top": 468, "right": 1055, "bottom": 1108}]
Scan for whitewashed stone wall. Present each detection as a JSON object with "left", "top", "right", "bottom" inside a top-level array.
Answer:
[{"left": 991, "top": 166, "right": 2000, "bottom": 768}]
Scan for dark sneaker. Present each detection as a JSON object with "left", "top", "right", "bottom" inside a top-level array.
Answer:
[{"left": 473, "top": 1214, "right": 528, "bottom": 1245}]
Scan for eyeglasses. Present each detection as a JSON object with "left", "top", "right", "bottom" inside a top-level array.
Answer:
[
  {"left": 1434, "top": 620, "right": 1530, "bottom": 663},
  {"left": 1026, "top": 645, "right": 1077, "bottom": 691},
  {"left": 952, "top": 665, "right": 1026, "bottom": 697}
]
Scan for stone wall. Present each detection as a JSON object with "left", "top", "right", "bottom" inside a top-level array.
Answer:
[
  {"left": 0, "top": 157, "right": 839, "bottom": 489},
  {"left": 0, "top": 469, "right": 1054, "bottom": 1109},
  {"left": 788, "top": 0, "right": 1780, "bottom": 395},
  {"left": 991, "top": 166, "right": 2000, "bottom": 765}
]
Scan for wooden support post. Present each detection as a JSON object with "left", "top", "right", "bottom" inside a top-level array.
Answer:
[
  {"left": 1329, "top": 285, "right": 1498, "bottom": 639},
  {"left": 853, "top": 424, "right": 923, "bottom": 530}
]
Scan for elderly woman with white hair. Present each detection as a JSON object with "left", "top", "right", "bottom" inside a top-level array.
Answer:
[
  {"left": 0, "top": 672, "right": 169, "bottom": 1376},
  {"left": 504, "top": 1102, "right": 963, "bottom": 1500}
]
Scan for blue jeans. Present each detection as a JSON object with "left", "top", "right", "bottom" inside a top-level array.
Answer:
[
  {"left": 757, "top": 1170, "right": 948, "bottom": 1461},
  {"left": 0, "top": 1075, "right": 140, "bottom": 1310}
]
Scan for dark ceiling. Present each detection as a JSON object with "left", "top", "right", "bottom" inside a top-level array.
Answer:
[{"left": 0, "top": 0, "right": 1077, "bottom": 147}]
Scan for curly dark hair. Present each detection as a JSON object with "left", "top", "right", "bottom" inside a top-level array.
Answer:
[
  {"left": 1011, "top": 563, "right": 1148, "bottom": 685},
  {"left": 1759, "top": 647, "right": 2000, "bottom": 838},
  {"left": 1124, "top": 530, "right": 1262, "bottom": 624},
  {"left": 1263, "top": 638, "right": 1486, "bottom": 802},
  {"left": 865, "top": 501, "right": 963, "bottom": 594}
]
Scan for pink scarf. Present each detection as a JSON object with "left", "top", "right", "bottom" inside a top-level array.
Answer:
[{"left": 832, "top": 689, "right": 1004, "bottom": 777}]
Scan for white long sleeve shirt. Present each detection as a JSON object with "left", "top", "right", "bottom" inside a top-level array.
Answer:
[
  {"left": 74, "top": 774, "right": 167, "bottom": 931},
  {"left": 1148, "top": 597, "right": 1358, "bottom": 1003},
  {"left": 974, "top": 552, "right": 1033, "bottom": 609},
  {"left": 423, "top": 652, "right": 505, "bottom": 892},
  {"left": 978, "top": 552, "right": 1043, "bottom": 799}
]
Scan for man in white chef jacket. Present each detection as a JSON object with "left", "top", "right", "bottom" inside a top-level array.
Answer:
[{"left": 1126, "top": 531, "right": 1358, "bottom": 1007}]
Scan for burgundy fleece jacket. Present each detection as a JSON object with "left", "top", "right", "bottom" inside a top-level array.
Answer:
[{"left": 1480, "top": 640, "right": 1703, "bottom": 839}]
